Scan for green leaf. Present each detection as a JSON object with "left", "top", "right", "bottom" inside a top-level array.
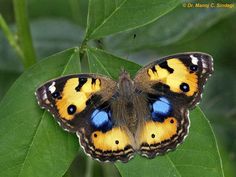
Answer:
[
  {"left": 0, "top": 48, "right": 80, "bottom": 177},
  {"left": 0, "top": 70, "right": 20, "bottom": 100},
  {"left": 104, "top": 5, "right": 236, "bottom": 52},
  {"left": 31, "top": 19, "right": 84, "bottom": 58},
  {"left": 86, "top": 47, "right": 140, "bottom": 77},
  {"left": 85, "top": 0, "right": 179, "bottom": 39}
]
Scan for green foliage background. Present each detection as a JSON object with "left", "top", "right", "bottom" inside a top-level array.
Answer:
[{"left": 0, "top": 0, "right": 235, "bottom": 177}]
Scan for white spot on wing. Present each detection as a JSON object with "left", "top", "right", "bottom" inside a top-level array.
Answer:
[
  {"left": 202, "top": 62, "right": 208, "bottom": 68},
  {"left": 48, "top": 82, "right": 56, "bottom": 93},
  {"left": 190, "top": 55, "right": 198, "bottom": 65},
  {"left": 42, "top": 89, "right": 48, "bottom": 100}
]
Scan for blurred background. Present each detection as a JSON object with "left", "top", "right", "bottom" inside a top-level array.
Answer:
[{"left": 0, "top": 0, "right": 235, "bottom": 177}]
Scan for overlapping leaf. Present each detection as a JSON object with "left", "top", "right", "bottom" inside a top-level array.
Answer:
[
  {"left": 86, "top": 0, "right": 179, "bottom": 39},
  {"left": 104, "top": 5, "right": 236, "bottom": 52}
]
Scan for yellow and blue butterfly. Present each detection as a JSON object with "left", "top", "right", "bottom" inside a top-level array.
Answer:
[{"left": 35, "top": 52, "right": 213, "bottom": 162}]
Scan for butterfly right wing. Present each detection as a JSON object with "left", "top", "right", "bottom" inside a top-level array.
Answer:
[{"left": 133, "top": 53, "right": 213, "bottom": 158}]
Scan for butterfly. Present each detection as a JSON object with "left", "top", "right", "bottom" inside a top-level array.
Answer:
[{"left": 35, "top": 52, "right": 213, "bottom": 162}]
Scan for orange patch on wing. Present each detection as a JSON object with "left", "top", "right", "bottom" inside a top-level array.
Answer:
[
  {"left": 148, "top": 59, "right": 198, "bottom": 96},
  {"left": 91, "top": 127, "right": 132, "bottom": 151},
  {"left": 56, "top": 78, "right": 101, "bottom": 120},
  {"left": 138, "top": 117, "right": 178, "bottom": 145}
]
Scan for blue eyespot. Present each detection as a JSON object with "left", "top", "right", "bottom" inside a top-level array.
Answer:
[
  {"left": 150, "top": 97, "right": 172, "bottom": 122},
  {"left": 90, "top": 109, "right": 113, "bottom": 132}
]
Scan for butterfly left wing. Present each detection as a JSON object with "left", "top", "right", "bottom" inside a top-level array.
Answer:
[
  {"left": 36, "top": 74, "right": 135, "bottom": 162},
  {"left": 134, "top": 52, "right": 213, "bottom": 158}
]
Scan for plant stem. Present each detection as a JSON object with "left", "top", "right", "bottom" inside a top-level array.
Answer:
[
  {"left": 0, "top": 14, "right": 24, "bottom": 60},
  {"left": 13, "top": 0, "right": 36, "bottom": 68}
]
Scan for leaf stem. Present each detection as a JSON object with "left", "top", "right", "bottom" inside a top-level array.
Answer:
[
  {"left": 13, "top": 0, "right": 36, "bottom": 68},
  {"left": 0, "top": 14, "right": 24, "bottom": 60},
  {"left": 79, "top": 39, "right": 90, "bottom": 72}
]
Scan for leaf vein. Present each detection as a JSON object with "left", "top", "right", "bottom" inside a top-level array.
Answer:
[
  {"left": 17, "top": 111, "right": 47, "bottom": 177},
  {"left": 88, "top": 0, "right": 127, "bottom": 38},
  {"left": 89, "top": 50, "right": 112, "bottom": 77},
  {"left": 166, "top": 155, "right": 182, "bottom": 177}
]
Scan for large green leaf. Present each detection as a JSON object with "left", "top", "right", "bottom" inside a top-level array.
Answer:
[
  {"left": 86, "top": 47, "right": 140, "bottom": 77},
  {"left": 0, "top": 48, "right": 80, "bottom": 177},
  {"left": 0, "top": 70, "right": 20, "bottom": 100},
  {"left": 104, "top": 5, "right": 236, "bottom": 53},
  {"left": 85, "top": 0, "right": 179, "bottom": 39}
]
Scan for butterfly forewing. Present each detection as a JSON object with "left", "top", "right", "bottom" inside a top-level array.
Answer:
[{"left": 134, "top": 53, "right": 213, "bottom": 109}]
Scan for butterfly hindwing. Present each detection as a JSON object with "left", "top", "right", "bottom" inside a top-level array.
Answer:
[
  {"left": 134, "top": 52, "right": 213, "bottom": 157},
  {"left": 78, "top": 124, "right": 135, "bottom": 162},
  {"left": 76, "top": 96, "right": 135, "bottom": 162},
  {"left": 135, "top": 95, "right": 189, "bottom": 158},
  {"left": 36, "top": 74, "right": 135, "bottom": 162}
]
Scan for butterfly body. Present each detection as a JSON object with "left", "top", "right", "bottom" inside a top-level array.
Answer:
[
  {"left": 36, "top": 52, "right": 213, "bottom": 162},
  {"left": 111, "top": 72, "right": 146, "bottom": 135}
]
